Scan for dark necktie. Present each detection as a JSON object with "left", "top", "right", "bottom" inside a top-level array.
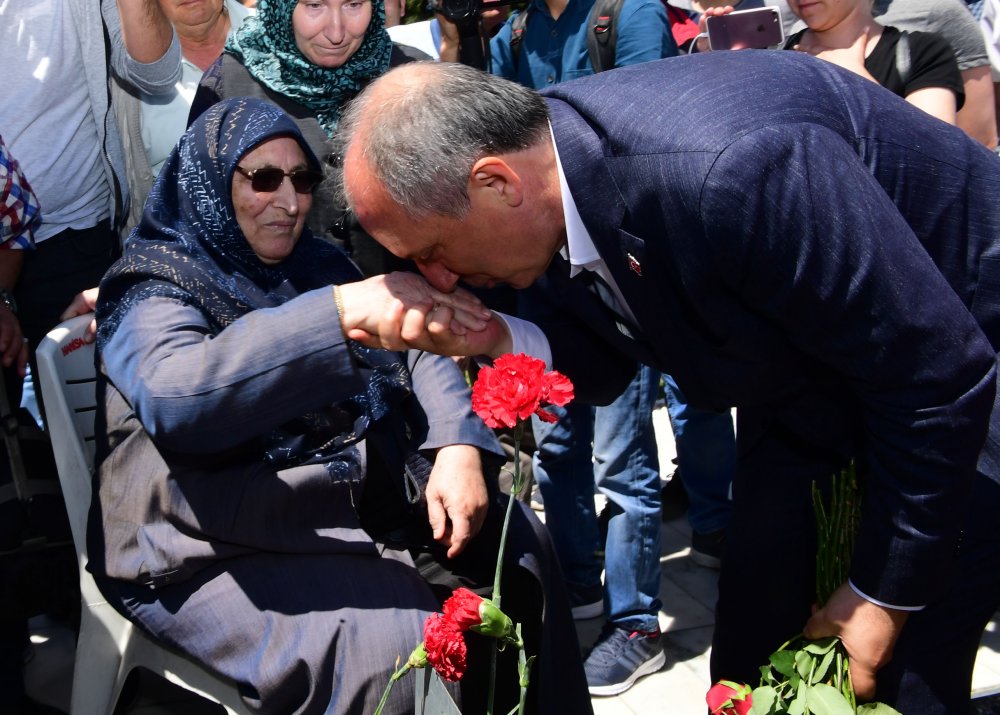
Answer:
[{"left": 578, "top": 268, "right": 645, "bottom": 342}]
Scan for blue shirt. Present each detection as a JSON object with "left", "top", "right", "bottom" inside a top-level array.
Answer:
[{"left": 490, "top": 0, "right": 677, "bottom": 88}]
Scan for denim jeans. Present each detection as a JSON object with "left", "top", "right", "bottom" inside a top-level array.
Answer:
[
  {"left": 532, "top": 364, "right": 662, "bottom": 632},
  {"left": 662, "top": 374, "right": 736, "bottom": 534}
]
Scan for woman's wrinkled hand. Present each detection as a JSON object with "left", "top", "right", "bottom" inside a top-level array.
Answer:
[{"left": 337, "top": 272, "right": 511, "bottom": 357}]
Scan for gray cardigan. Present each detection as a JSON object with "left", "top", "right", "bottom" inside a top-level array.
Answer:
[{"left": 84, "top": 0, "right": 181, "bottom": 233}]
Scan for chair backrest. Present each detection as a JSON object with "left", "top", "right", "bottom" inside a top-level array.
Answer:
[{"left": 34, "top": 315, "right": 98, "bottom": 569}]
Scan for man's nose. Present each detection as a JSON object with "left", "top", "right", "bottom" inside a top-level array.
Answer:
[{"left": 416, "top": 260, "right": 459, "bottom": 292}]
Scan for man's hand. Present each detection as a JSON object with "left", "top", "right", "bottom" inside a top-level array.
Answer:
[
  {"left": 803, "top": 583, "right": 909, "bottom": 700},
  {"left": 0, "top": 307, "right": 28, "bottom": 377},
  {"left": 338, "top": 272, "right": 511, "bottom": 357},
  {"left": 425, "top": 444, "right": 489, "bottom": 558},
  {"left": 60, "top": 288, "right": 100, "bottom": 344}
]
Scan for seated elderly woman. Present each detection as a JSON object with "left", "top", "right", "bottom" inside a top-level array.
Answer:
[{"left": 88, "top": 97, "right": 591, "bottom": 715}]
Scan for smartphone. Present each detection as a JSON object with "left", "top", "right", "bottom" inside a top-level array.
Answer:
[{"left": 705, "top": 6, "right": 784, "bottom": 51}]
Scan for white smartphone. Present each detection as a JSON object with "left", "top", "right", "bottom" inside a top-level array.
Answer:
[{"left": 705, "top": 6, "right": 784, "bottom": 51}]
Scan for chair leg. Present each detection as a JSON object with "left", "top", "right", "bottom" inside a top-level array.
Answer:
[{"left": 69, "top": 609, "right": 127, "bottom": 715}]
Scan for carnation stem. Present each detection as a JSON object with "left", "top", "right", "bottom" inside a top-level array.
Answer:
[
  {"left": 372, "top": 662, "right": 411, "bottom": 715},
  {"left": 487, "top": 422, "right": 525, "bottom": 715}
]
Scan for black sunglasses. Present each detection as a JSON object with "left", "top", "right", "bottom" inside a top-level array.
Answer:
[{"left": 235, "top": 165, "right": 325, "bottom": 194}]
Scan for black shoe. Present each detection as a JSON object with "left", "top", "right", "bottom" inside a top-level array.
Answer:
[{"left": 690, "top": 528, "right": 725, "bottom": 569}]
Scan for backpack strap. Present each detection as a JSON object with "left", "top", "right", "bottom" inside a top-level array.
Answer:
[
  {"left": 587, "top": 0, "right": 626, "bottom": 72},
  {"left": 510, "top": 8, "right": 532, "bottom": 73}
]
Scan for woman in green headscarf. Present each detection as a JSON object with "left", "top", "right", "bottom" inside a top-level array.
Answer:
[{"left": 190, "top": 0, "right": 427, "bottom": 277}]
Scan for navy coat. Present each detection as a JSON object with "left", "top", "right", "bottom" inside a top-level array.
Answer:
[{"left": 526, "top": 50, "right": 1000, "bottom": 609}]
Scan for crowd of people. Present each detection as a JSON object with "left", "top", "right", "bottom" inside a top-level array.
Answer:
[{"left": 2, "top": 0, "right": 1000, "bottom": 713}]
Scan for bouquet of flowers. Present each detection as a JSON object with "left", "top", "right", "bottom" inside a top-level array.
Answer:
[
  {"left": 374, "top": 353, "right": 573, "bottom": 715},
  {"left": 707, "top": 465, "right": 902, "bottom": 715}
]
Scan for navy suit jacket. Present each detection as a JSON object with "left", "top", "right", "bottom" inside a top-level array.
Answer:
[{"left": 527, "top": 50, "right": 1000, "bottom": 607}]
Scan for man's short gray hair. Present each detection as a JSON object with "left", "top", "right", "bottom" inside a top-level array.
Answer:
[{"left": 335, "top": 62, "right": 550, "bottom": 219}]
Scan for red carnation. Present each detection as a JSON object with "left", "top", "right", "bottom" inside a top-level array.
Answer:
[
  {"left": 442, "top": 588, "right": 483, "bottom": 631},
  {"left": 423, "top": 614, "right": 467, "bottom": 682},
  {"left": 706, "top": 680, "right": 753, "bottom": 715},
  {"left": 471, "top": 353, "right": 574, "bottom": 429}
]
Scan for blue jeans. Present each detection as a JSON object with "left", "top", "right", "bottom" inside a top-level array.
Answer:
[
  {"left": 532, "top": 364, "right": 662, "bottom": 632},
  {"left": 662, "top": 374, "right": 735, "bottom": 534}
]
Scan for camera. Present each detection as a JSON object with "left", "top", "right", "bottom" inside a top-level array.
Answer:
[{"left": 434, "top": 0, "right": 521, "bottom": 23}]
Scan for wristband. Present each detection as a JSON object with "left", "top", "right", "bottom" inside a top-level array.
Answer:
[{"left": 333, "top": 284, "right": 345, "bottom": 327}]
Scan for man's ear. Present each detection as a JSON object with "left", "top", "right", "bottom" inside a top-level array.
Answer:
[{"left": 469, "top": 156, "right": 524, "bottom": 207}]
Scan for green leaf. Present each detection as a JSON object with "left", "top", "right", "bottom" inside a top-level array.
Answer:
[
  {"left": 771, "top": 650, "right": 798, "bottom": 678},
  {"left": 795, "top": 650, "right": 815, "bottom": 680},
  {"left": 804, "top": 683, "right": 855, "bottom": 715},
  {"left": 787, "top": 681, "right": 806, "bottom": 715},
  {"left": 856, "top": 704, "right": 903, "bottom": 714},
  {"left": 749, "top": 686, "right": 779, "bottom": 715},
  {"left": 803, "top": 637, "right": 839, "bottom": 656},
  {"left": 813, "top": 646, "right": 835, "bottom": 684}
]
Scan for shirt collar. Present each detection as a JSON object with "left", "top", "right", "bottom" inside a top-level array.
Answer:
[{"left": 551, "top": 125, "right": 601, "bottom": 278}]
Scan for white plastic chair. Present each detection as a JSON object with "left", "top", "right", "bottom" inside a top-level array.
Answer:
[{"left": 35, "top": 315, "right": 251, "bottom": 715}]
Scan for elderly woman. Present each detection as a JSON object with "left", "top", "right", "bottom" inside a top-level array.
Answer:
[
  {"left": 189, "top": 0, "right": 425, "bottom": 277},
  {"left": 89, "top": 97, "right": 590, "bottom": 715}
]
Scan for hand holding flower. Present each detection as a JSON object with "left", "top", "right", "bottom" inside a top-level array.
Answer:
[{"left": 803, "top": 583, "right": 908, "bottom": 701}]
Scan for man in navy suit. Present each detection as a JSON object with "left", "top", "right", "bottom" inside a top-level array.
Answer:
[{"left": 334, "top": 53, "right": 1000, "bottom": 712}]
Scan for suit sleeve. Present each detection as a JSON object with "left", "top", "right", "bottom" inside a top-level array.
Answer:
[
  {"left": 699, "top": 124, "right": 996, "bottom": 606},
  {"left": 407, "top": 351, "right": 503, "bottom": 456}
]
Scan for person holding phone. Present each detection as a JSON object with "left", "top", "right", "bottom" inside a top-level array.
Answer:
[{"left": 695, "top": 0, "right": 964, "bottom": 124}]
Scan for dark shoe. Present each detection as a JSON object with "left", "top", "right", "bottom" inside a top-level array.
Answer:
[
  {"left": 567, "top": 582, "right": 604, "bottom": 620},
  {"left": 660, "top": 471, "right": 690, "bottom": 522},
  {"left": 584, "top": 623, "right": 665, "bottom": 696},
  {"left": 690, "top": 528, "right": 725, "bottom": 569}
]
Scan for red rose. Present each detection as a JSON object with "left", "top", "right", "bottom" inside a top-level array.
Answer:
[
  {"left": 423, "top": 614, "right": 467, "bottom": 682},
  {"left": 707, "top": 681, "right": 753, "bottom": 715},
  {"left": 471, "top": 353, "right": 574, "bottom": 429},
  {"left": 442, "top": 588, "right": 483, "bottom": 631}
]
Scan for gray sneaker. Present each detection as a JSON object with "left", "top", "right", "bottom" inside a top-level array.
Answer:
[{"left": 584, "top": 624, "right": 666, "bottom": 696}]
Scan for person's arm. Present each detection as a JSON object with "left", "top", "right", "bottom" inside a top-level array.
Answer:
[
  {"left": 102, "top": 291, "right": 367, "bottom": 453},
  {"left": 905, "top": 85, "right": 958, "bottom": 124},
  {"left": 700, "top": 125, "right": 995, "bottom": 697},
  {"left": 103, "top": 0, "right": 181, "bottom": 95},
  {"left": 0, "top": 252, "right": 27, "bottom": 375},
  {"left": 0, "top": 139, "right": 35, "bottom": 374},
  {"left": 614, "top": 0, "right": 678, "bottom": 66},
  {"left": 957, "top": 65, "right": 998, "bottom": 148}
]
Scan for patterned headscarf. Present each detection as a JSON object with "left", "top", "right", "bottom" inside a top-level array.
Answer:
[
  {"left": 97, "top": 97, "right": 414, "bottom": 470},
  {"left": 227, "top": 0, "right": 393, "bottom": 137}
]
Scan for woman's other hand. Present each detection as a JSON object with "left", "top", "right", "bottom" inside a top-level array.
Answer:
[
  {"left": 59, "top": 287, "right": 100, "bottom": 344},
  {"left": 425, "top": 444, "right": 489, "bottom": 557}
]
